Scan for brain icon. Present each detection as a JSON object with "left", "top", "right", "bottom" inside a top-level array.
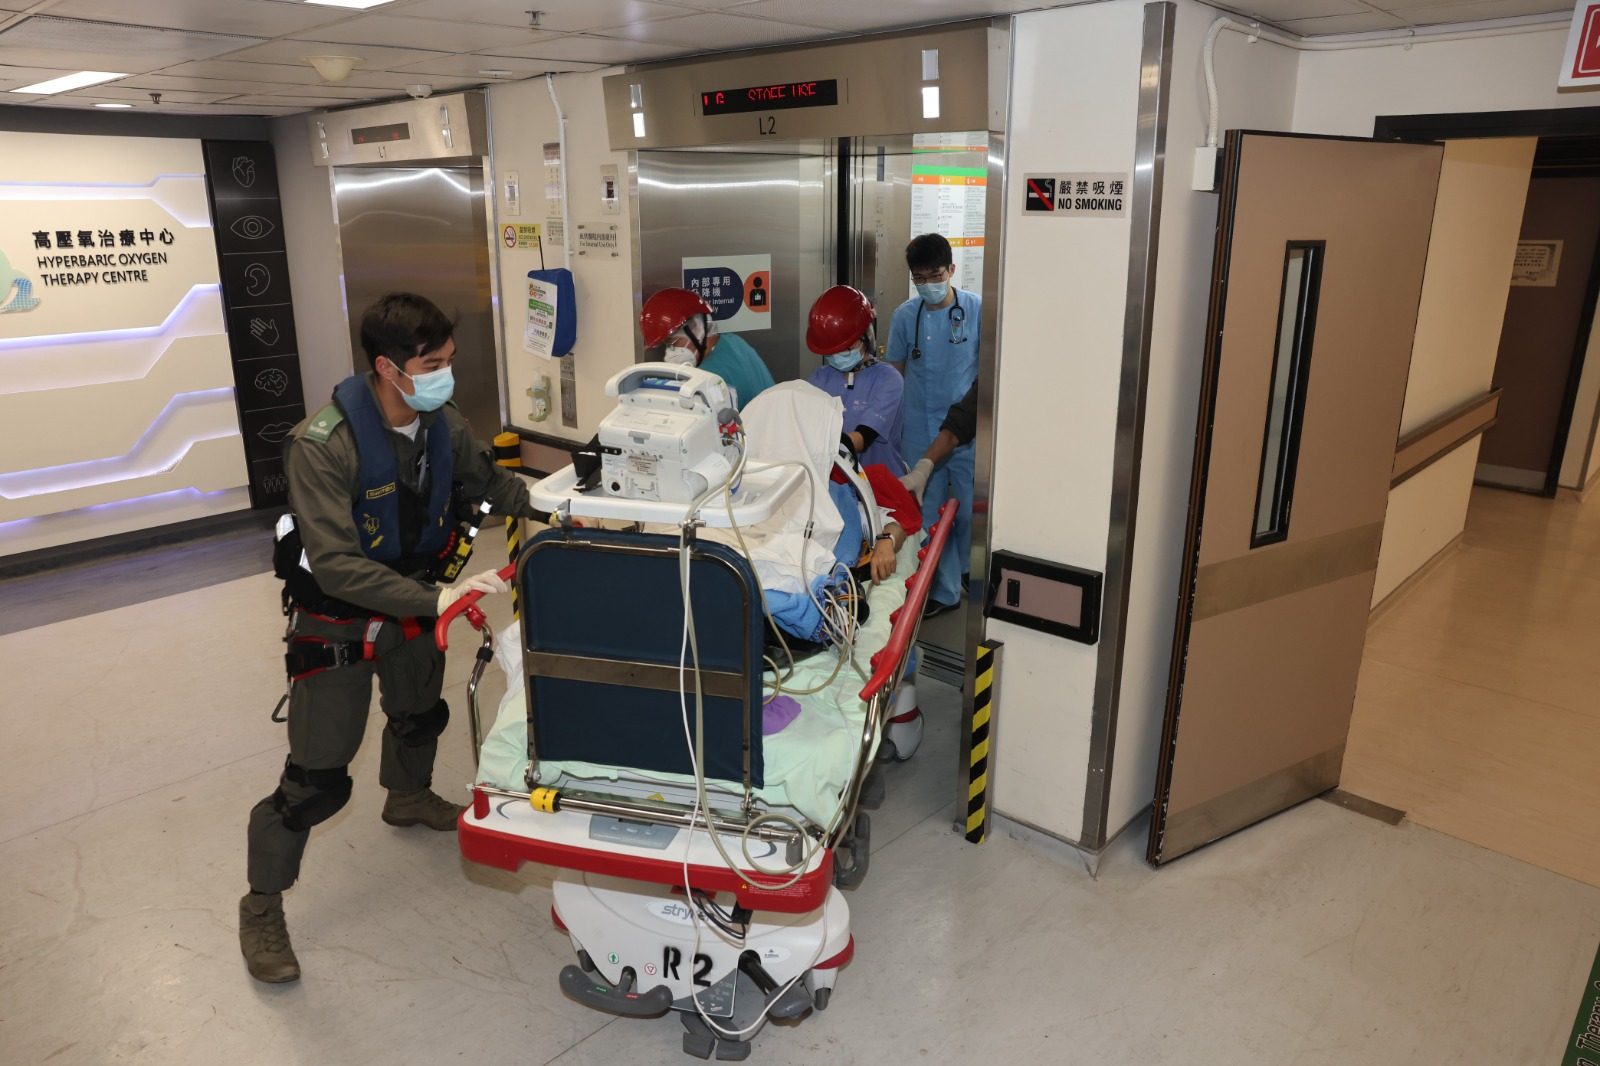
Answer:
[{"left": 255, "top": 368, "right": 289, "bottom": 397}]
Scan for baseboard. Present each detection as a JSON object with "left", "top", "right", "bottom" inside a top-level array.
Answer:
[
  {"left": 0, "top": 506, "right": 276, "bottom": 580},
  {"left": 1369, "top": 532, "right": 1464, "bottom": 624}
]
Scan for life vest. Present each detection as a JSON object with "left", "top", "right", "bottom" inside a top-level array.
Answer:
[{"left": 332, "top": 374, "right": 454, "bottom": 567}]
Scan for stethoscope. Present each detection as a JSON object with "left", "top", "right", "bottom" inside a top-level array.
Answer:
[{"left": 911, "top": 293, "right": 968, "bottom": 359}]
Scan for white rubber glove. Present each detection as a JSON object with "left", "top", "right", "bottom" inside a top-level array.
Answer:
[
  {"left": 436, "top": 568, "right": 510, "bottom": 615},
  {"left": 899, "top": 457, "right": 935, "bottom": 499}
]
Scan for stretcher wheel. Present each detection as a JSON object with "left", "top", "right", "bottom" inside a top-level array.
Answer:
[{"left": 814, "top": 987, "right": 831, "bottom": 1011}]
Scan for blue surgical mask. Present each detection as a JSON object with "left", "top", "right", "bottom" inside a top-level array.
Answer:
[
  {"left": 825, "top": 350, "right": 864, "bottom": 373},
  {"left": 398, "top": 365, "right": 455, "bottom": 411},
  {"left": 916, "top": 280, "right": 949, "bottom": 306}
]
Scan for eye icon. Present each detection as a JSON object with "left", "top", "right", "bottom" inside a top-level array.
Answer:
[{"left": 230, "top": 215, "right": 275, "bottom": 241}]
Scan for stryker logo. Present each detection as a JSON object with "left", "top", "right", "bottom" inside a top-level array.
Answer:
[{"left": 0, "top": 248, "right": 41, "bottom": 315}]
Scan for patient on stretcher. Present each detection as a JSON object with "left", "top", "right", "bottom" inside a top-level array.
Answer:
[{"left": 474, "top": 381, "right": 931, "bottom": 823}]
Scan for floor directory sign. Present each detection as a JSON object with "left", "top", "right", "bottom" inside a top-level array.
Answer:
[{"left": 910, "top": 132, "right": 988, "bottom": 296}]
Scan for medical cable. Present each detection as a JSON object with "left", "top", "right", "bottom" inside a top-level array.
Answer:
[{"left": 676, "top": 489, "right": 835, "bottom": 1042}]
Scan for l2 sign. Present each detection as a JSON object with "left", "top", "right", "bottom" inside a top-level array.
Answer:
[{"left": 1560, "top": 1, "right": 1600, "bottom": 87}]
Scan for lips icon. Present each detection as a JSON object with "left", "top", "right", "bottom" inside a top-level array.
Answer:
[
  {"left": 258, "top": 421, "right": 295, "bottom": 443},
  {"left": 230, "top": 214, "right": 276, "bottom": 241}
]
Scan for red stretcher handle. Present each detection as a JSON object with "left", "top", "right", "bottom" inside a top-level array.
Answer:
[
  {"left": 434, "top": 562, "right": 516, "bottom": 651},
  {"left": 859, "top": 499, "right": 958, "bottom": 703}
]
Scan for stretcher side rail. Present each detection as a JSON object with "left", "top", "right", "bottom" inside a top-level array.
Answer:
[{"left": 836, "top": 499, "right": 958, "bottom": 838}]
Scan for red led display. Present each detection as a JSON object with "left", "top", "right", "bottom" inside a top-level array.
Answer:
[{"left": 700, "top": 79, "right": 839, "bottom": 116}]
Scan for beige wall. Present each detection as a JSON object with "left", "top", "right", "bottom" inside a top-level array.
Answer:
[
  {"left": 1371, "top": 137, "right": 1535, "bottom": 606},
  {"left": 1293, "top": 25, "right": 1583, "bottom": 137},
  {"left": 486, "top": 70, "right": 636, "bottom": 445}
]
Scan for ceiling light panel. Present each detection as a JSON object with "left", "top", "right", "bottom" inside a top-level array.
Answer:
[
  {"left": 304, "top": 14, "right": 521, "bottom": 52},
  {"left": 0, "top": 15, "right": 263, "bottom": 69},
  {"left": 9, "top": 70, "right": 126, "bottom": 94},
  {"left": 303, "top": 0, "right": 401, "bottom": 9},
  {"left": 401, "top": 0, "right": 695, "bottom": 32},
  {"left": 44, "top": 0, "right": 350, "bottom": 37}
]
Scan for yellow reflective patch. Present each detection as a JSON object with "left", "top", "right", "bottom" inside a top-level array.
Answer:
[{"left": 365, "top": 482, "right": 397, "bottom": 500}]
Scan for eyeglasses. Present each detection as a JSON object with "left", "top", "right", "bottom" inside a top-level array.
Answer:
[{"left": 910, "top": 269, "right": 950, "bottom": 284}]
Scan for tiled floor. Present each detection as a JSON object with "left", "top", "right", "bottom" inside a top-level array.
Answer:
[
  {"left": 1344, "top": 486, "right": 1600, "bottom": 887},
  {"left": 2, "top": 524, "right": 1597, "bottom": 1063}
]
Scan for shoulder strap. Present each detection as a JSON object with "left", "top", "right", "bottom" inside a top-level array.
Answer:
[{"left": 303, "top": 403, "right": 345, "bottom": 444}]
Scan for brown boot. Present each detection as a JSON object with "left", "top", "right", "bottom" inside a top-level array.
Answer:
[
  {"left": 239, "top": 892, "right": 300, "bottom": 983},
  {"left": 381, "top": 788, "right": 464, "bottom": 831}
]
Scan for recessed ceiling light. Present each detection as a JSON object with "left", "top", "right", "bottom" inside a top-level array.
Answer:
[
  {"left": 94, "top": 103, "right": 134, "bottom": 109},
  {"left": 303, "top": 0, "right": 399, "bottom": 8},
  {"left": 479, "top": 70, "right": 517, "bottom": 78},
  {"left": 9, "top": 71, "right": 126, "bottom": 95}
]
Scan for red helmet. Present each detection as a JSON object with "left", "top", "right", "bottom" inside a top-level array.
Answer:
[
  {"left": 640, "top": 288, "right": 713, "bottom": 348},
  {"left": 806, "top": 285, "right": 875, "bottom": 355}
]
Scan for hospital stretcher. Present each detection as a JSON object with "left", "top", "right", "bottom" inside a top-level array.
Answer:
[{"left": 436, "top": 499, "right": 957, "bottom": 1060}]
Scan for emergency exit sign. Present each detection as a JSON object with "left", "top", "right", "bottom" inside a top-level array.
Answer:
[{"left": 1559, "top": 1, "right": 1600, "bottom": 87}]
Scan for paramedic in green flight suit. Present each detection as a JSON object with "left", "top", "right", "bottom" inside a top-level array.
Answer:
[{"left": 239, "top": 293, "right": 540, "bottom": 985}]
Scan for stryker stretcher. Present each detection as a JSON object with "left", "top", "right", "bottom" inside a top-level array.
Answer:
[{"left": 436, "top": 499, "right": 957, "bottom": 1060}]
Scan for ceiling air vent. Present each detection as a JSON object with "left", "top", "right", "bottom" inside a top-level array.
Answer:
[{"left": 0, "top": 15, "right": 261, "bottom": 69}]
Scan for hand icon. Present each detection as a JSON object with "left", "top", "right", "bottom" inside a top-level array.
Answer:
[{"left": 249, "top": 316, "right": 281, "bottom": 346}]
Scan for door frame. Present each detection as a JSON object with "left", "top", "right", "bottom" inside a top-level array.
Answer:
[{"left": 1375, "top": 107, "right": 1600, "bottom": 497}]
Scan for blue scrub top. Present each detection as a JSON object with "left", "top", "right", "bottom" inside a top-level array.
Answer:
[
  {"left": 699, "top": 332, "right": 775, "bottom": 411},
  {"left": 886, "top": 288, "right": 981, "bottom": 454},
  {"left": 806, "top": 360, "right": 906, "bottom": 473}
]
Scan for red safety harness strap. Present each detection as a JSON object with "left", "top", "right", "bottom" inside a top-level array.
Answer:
[{"left": 283, "top": 609, "right": 430, "bottom": 682}]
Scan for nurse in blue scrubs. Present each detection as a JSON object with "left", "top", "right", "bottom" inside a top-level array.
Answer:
[
  {"left": 804, "top": 284, "right": 906, "bottom": 473},
  {"left": 639, "top": 287, "right": 774, "bottom": 411},
  {"left": 886, "top": 233, "right": 979, "bottom": 618}
]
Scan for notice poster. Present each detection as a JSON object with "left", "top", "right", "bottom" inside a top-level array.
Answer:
[
  {"left": 681, "top": 253, "right": 772, "bottom": 333},
  {"left": 1511, "top": 239, "right": 1562, "bottom": 287},
  {"left": 910, "top": 132, "right": 988, "bottom": 296},
  {"left": 523, "top": 273, "right": 559, "bottom": 358}
]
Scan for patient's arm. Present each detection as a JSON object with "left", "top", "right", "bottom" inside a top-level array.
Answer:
[{"left": 870, "top": 522, "right": 907, "bottom": 583}]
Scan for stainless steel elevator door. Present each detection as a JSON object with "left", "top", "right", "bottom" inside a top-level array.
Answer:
[
  {"left": 637, "top": 144, "right": 833, "bottom": 385},
  {"left": 333, "top": 166, "right": 499, "bottom": 434}
]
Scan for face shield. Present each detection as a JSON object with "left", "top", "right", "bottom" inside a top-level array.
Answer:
[{"left": 662, "top": 314, "right": 713, "bottom": 366}]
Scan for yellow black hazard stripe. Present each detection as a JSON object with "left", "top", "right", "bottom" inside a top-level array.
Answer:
[
  {"left": 966, "top": 641, "right": 1000, "bottom": 844},
  {"left": 494, "top": 432, "right": 523, "bottom": 621}
]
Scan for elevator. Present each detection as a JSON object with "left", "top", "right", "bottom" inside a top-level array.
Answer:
[
  {"left": 607, "top": 23, "right": 1011, "bottom": 806},
  {"left": 309, "top": 92, "right": 502, "bottom": 434}
]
